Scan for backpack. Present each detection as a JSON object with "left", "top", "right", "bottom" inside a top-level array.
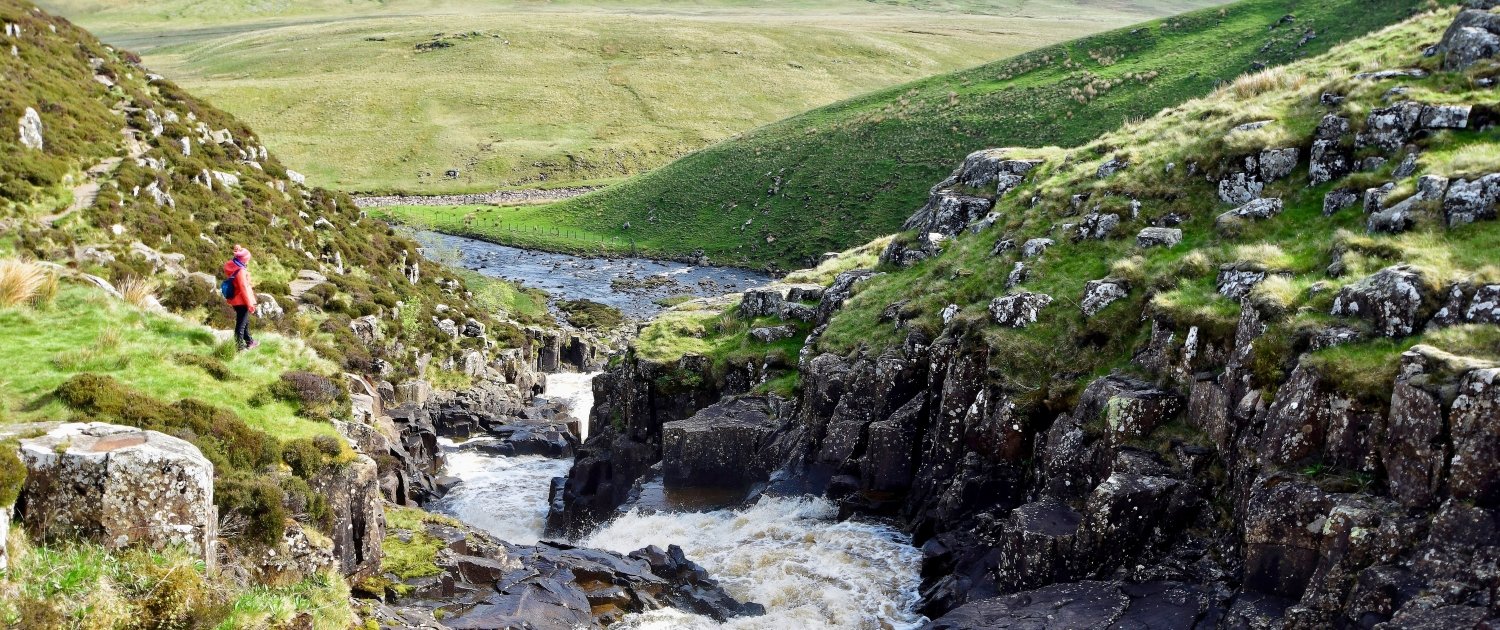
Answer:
[{"left": 221, "top": 261, "right": 243, "bottom": 300}]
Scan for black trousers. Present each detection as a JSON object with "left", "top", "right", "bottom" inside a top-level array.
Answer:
[{"left": 233, "top": 305, "right": 254, "bottom": 348}]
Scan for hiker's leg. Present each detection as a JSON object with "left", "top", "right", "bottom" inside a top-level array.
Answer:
[{"left": 234, "top": 306, "right": 250, "bottom": 348}]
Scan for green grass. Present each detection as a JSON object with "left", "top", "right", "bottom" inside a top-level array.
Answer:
[
  {"left": 0, "top": 528, "right": 354, "bottom": 629},
  {"left": 424, "top": 0, "right": 1438, "bottom": 270},
  {"left": 0, "top": 284, "right": 340, "bottom": 442},
  {"left": 814, "top": 5, "right": 1494, "bottom": 415},
  {"left": 40, "top": 0, "right": 1222, "bottom": 195}
]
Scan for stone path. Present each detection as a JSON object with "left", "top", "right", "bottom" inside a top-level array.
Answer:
[{"left": 354, "top": 186, "right": 602, "bottom": 208}]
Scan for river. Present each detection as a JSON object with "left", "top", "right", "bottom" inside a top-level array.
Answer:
[
  {"left": 422, "top": 235, "right": 926, "bottom": 629},
  {"left": 414, "top": 230, "right": 772, "bottom": 319}
]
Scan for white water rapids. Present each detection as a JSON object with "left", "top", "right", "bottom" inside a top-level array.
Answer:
[{"left": 432, "top": 369, "right": 925, "bottom": 629}]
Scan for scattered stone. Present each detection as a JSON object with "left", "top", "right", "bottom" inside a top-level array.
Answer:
[
  {"left": 749, "top": 325, "right": 795, "bottom": 343},
  {"left": 1218, "top": 266, "right": 1269, "bottom": 300},
  {"left": 350, "top": 315, "right": 382, "bottom": 346},
  {"left": 1442, "top": 173, "right": 1500, "bottom": 227},
  {"left": 1258, "top": 147, "right": 1299, "bottom": 181},
  {"left": 1081, "top": 279, "right": 1129, "bottom": 316},
  {"left": 18, "top": 106, "right": 42, "bottom": 150},
  {"left": 1369, "top": 174, "right": 1448, "bottom": 233},
  {"left": 1353, "top": 68, "right": 1429, "bottom": 81},
  {"left": 1231, "top": 120, "right": 1274, "bottom": 133},
  {"left": 1217, "top": 197, "right": 1284, "bottom": 228},
  {"left": 1005, "top": 262, "right": 1028, "bottom": 288},
  {"left": 1136, "top": 227, "right": 1182, "bottom": 248},
  {"left": 1021, "top": 238, "right": 1054, "bottom": 258},
  {"left": 990, "top": 292, "right": 1053, "bottom": 328},
  {"left": 1073, "top": 213, "right": 1120, "bottom": 241},
  {"left": 1096, "top": 157, "right": 1129, "bottom": 179},
  {"left": 1323, "top": 189, "right": 1359, "bottom": 216},
  {"left": 940, "top": 304, "right": 961, "bottom": 324}
]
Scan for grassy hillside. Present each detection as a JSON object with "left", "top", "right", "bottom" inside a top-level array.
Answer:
[
  {"left": 400, "top": 0, "right": 1437, "bottom": 270},
  {"left": 41, "top": 0, "right": 1228, "bottom": 195},
  {"left": 816, "top": 5, "right": 1500, "bottom": 407}
]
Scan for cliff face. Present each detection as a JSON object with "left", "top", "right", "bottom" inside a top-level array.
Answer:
[{"left": 554, "top": 5, "right": 1500, "bottom": 627}]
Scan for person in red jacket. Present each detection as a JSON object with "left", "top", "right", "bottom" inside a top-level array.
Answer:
[{"left": 224, "top": 245, "right": 259, "bottom": 351}]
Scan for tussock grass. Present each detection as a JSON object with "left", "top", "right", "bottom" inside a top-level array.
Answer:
[
  {"left": 1223, "top": 66, "right": 1307, "bottom": 99},
  {"left": 0, "top": 259, "right": 53, "bottom": 308}
]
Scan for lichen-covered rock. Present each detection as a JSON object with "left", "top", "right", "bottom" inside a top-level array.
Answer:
[
  {"left": 1218, "top": 171, "right": 1265, "bottom": 205},
  {"left": 1358, "top": 101, "right": 1424, "bottom": 151},
  {"left": 350, "top": 314, "right": 381, "bottom": 346},
  {"left": 1243, "top": 474, "right": 1332, "bottom": 598},
  {"left": 902, "top": 191, "right": 994, "bottom": 237},
  {"left": 1096, "top": 157, "right": 1129, "bottom": 179},
  {"left": 311, "top": 454, "right": 384, "bottom": 579},
  {"left": 1437, "top": 8, "right": 1500, "bottom": 71},
  {"left": 1005, "top": 262, "right": 1028, "bottom": 289},
  {"left": 1073, "top": 212, "right": 1120, "bottom": 241},
  {"left": 1448, "top": 367, "right": 1500, "bottom": 505},
  {"left": 246, "top": 520, "right": 336, "bottom": 586},
  {"left": 1310, "top": 115, "right": 1352, "bottom": 185},
  {"left": 16, "top": 423, "right": 216, "bottom": 563},
  {"left": 817, "top": 269, "right": 878, "bottom": 323},
  {"left": 1080, "top": 279, "right": 1129, "bottom": 316},
  {"left": 749, "top": 325, "right": 795, "bottom": 343},
  {"left": 1368, "top": 174, "right": 1449, "bottom": 233},
  {"left": 1136, "top": 227, "right": 1182, "bottom": 248},
  {"left": 1258, "top": 363, "right": 1383, "bottom": 471},
  {"left": 989, "top": 292, "right": 1052, "bottom": 328},
  {"left": 1258, "top": 147, "right": 1299, "bottom": 181},
  {"left": 1442, "top": 173, "right": 1500, "bottom": 227},
  {"left": 1217, "top": 265, "right": 1269, "bottom": 300},
  {"left": 1323, "top": 188, "right": 1358, "bottom": 215},
  {"left": 938, "top": 148, "right": 1044, "bottom": 193},
  {"left": 1331, "top": 265, "right": 1438, "bottom": 337},
  {"left": 1217, "top": 197, "right": 1284, "bottom": 228},
  {"left": 661, "top": 397, "right": 779, "bottom": 488},
  {"left": 1020, "top": 237, "right": 1054, "bottom": 258},
  {"left": 739, "top": 287, "right": 786, "bottom": 319}
]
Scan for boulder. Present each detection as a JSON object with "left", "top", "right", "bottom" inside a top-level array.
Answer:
[
  {"left": 395, "top": 380, "right": 433, "bottom": 406},
  {"left": 254, "top": 293, "right": 284, "bottom": 319},
  {"left": 1020, "top": 238, "right": 1054, "bottom": 258},
  {"left": 1258, "top": 147, "right": 1299, "bottom": 181},
  {"left": 903, "top": 191, "right": 995, "bottom": 237},
  {"left": 1331, "top": 265, "right": 1438, "bottom": 338},
  {"left": 350, "top": 314, "right": 381, "bottom": 346},
  {"left": 1357, "top": 102, "right": 1424, "bottom": 152},
  {"left": 661, "top": 397, "right": 779, "bottom": 488},
  {"left": 1080, "top": 279, "right": 1129, "bottom": 316},
  {"left": 939, "top": 148, "right": 1044, "bottom": 193},
  {"left": 1369, "top": 175, "right": 1449, "bottom": 234},
  {"left": 1136, "top": 227, "right": 1182, "bottom": 248},
  {"left": 1096, "top": 157, "right": 1128, "bottom": 179},
  {"left": 989, "top": 292, "right": 1053, "bottom": 328},
  {"left": 1323, "top": 188, "right": 1359, "bottom": 216},
  {"left": 1442, "top": 173, "right": 1500, "bottom": 227},
  {"left": 739, "top": 287, "right": 785, "bottom": 319},
  {"left": 16, "top": 423, "right": 216, "bottom": 563},
  {"left": 749, "top": 325, "right": 795, "bottom": 343},
  {"left": 1072, "top": 212, "right": 1120, "bottom": 241},
  {"left": 1437, "top": 8, "right": 1500, "bottom": 71},
  {"left": 1218, "top": 171, "right": 1264, "bottom": 205},
  {"left": 1310, "top": 115, "right": 1352, "bottom": 185},
  {"left": 1005, "top": 262, "right": 1028, "bottom": 288},
  {"left": 18, "top": 106, "right": 42, "bottom": 150},
  {"left": 1217, "top": 197, "right": 1284, "bottom": 228}
]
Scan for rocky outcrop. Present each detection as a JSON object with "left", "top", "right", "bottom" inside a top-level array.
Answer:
[
  {"left": 14, "top": 423, "right": 216, "bottom": 564},
  {"left": 1437, "top": 6, "right": 1500, "bottom": 71},
  {"left": 310, "top": 454, "right": 384, "bottom": 579},
  {"left": 903, "top": 149, "right": 1042, "bottom": 237},
  {"left": 1330, "top": 265, "right": 1439, "bottom": 337},
  {"left": 1137, "top": 227, "right": 1182, "bottom": 248},
  {"left": 989, "top": 292, "right": 1052, "bottom": 327},
  {"left": 661, "top": 396, "right": 780, "bottom": 488},
  {"left": 375, "top": 516, "right": 762, "bottom": 628},
  {"left": 18, "top": 106, "right": 42, "bottom": 150}
]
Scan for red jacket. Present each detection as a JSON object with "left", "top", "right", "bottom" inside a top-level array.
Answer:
[{"left": 223, "top": 259, "right": 256, "bottom": 310}]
